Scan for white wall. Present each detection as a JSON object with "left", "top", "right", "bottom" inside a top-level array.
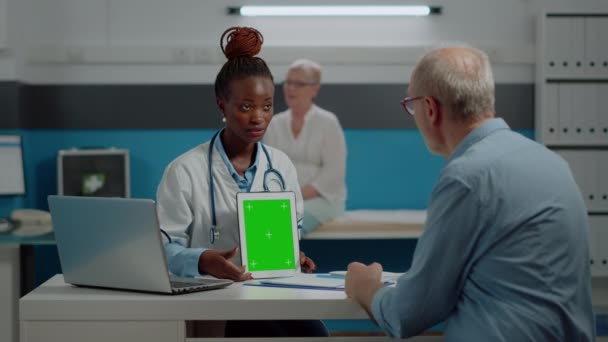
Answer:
[
  {"left": 0, "top": 0, "right": 16, "bottom": 80},
  {"left": 2, "top": 0, "right": 608, "bottom": 83}
]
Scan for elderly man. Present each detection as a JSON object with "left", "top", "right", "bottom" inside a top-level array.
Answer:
[{"left": 345, "top": 47, "right": 595, "bottom": 341}]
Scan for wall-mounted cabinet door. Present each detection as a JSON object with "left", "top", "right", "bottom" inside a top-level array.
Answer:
[
  {"left": 589, "top": 215, "right": 608, "bottom": 277},
  {"left": 545, "top": 17, "right": 585, "bottom": 76},
  {"left": 585, "top": 17, "right": 608, "bottom": 76}
]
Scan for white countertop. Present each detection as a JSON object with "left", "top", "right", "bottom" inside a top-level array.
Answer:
[{"left": 20, "top": 274, "right": 370, "bottom": 321}]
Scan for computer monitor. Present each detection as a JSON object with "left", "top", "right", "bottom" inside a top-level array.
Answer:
[
  {"left": 57, "top": 148, "right": 130, "bottom": 198},
  {"left": 0, "top": 135, "right": 26, "bottom": 195}
]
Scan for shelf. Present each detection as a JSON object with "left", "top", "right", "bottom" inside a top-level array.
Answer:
[
  {"left": 539, "top": 13, "right": 608, "bottom": 284},
  {"left": 545, "top": 76, "right": 608, "bottom": 82}
]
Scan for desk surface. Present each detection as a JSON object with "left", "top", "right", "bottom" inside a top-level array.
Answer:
[
  {"left": 23, "top": 275, "right": 608, "bottom": 320},
  {"left": 20, "top": 274, "right": 370, "bottom": 321}
]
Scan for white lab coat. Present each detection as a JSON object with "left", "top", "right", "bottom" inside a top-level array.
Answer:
[{"left": 156, "top": 139, "right": 304, "bottom": 265}]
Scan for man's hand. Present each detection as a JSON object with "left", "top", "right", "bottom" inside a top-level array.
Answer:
[
  {"left": 198, "top": 247, "right": 251, "bottom": 281},
  {"left": 345, "top": 262, "right": 384, "bottom": 317},
  {"left": 300, "top": 251, "right": 317, "bottom": 273}
]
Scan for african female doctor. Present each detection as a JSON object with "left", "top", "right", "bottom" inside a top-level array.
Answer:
[{"left": 156, "top": 27, "right": 327, "bottom": 337}]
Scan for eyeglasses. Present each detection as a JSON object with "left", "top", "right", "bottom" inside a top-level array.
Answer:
[
  {"left": 283, "top": 80, "right": 318, "bottom": 88},
  {"left": 400, "top": 96, "right": 424, "bottom": 116}
]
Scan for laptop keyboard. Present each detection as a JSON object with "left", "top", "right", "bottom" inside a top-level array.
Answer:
[
  {"left": 169, "top": 278, "right": 233, "bottom": 293},
  {"left": 171, "top": 281, "right": 202, "bottom": 288}
]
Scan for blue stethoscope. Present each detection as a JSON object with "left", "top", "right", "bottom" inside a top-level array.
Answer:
[{"left": 208, "top": 130, "right": 286, "bottom": 244}]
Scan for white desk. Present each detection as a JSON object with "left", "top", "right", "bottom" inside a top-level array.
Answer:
[
  {"left": 0, "top": 245, "right": 19, "bottom": 342},
  {"left": 20, "top": 275, "right": 443, "bottom": 342},
  {"left": 0, "top": 233, "right": 55, "bottom": 342}
]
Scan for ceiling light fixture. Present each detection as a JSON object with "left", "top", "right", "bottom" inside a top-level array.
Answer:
[{"left": 227, "top": 5, "right": 442, "bottom": 17}]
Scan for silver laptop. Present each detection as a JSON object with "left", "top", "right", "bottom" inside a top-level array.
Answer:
[{"left": 48, "top": 195, "right": 233, "bottom": 294}]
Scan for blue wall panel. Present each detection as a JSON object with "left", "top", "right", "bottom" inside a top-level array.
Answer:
[{"left": 16, "top": 128, "right": 464, "bottom": 210}]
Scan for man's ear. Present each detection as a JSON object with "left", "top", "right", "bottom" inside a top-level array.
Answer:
[{"left": 424, "top": 96, "right": 442, "bottom": 127}]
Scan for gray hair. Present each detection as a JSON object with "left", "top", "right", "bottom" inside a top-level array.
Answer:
[
  {"left": 288, "top": 59, "right": 322, "bottom": 84},
  {"left": 411, "top": 46, "right": 495, "bottom": 122}
]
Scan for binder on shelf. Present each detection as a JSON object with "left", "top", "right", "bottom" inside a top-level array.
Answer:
[
  {"left": 589, "top": 216, "right": 608, "bottom": 277},
  {"left": 599, "top": 152, "right": 608, "bottom": 206},
  {"left": 601, "top": 84, "right": 608, "bottom": 143},
  {"left": 557, "top": 151, "right": 592, "bottom": 210},
  {"left": 585, "top": 18, "right": 608, "bottom": 76},
  {"left": 571, "top": 84, "right": 588, "bottom": 145},
  {"left": 545, "top": 17, "right": 585, "bottom": 77},
  {"left": 584, "top": 151, "right": 600, "bottom": 212},
  {"left": 558, "top": 84, "right": 574, "bottom": 143},
  {"left": 583, "top": 84, "right": 600, "bottom": 144},
  {"left": 543, "top": 83, "right": 559, "bottom": 145}
]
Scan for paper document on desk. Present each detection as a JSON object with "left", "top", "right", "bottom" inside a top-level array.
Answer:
[
  {"left": 251, "top": 273, "right": 397, "bottom": 291},
  {"left": 259, "top": 274, "right": 346, "bottom": 290},
  {"left": 329, "top": 271, "right": 404, "bottom": 282}
]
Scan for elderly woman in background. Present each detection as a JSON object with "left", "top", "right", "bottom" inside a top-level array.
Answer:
[{"left": 265, "top": 59, "right": 347, "bottom": 235}]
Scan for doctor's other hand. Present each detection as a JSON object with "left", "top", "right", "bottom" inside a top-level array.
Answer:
[
  {"left": 345, "top": 262, "right": 384, "bottom": 316},
  {"left": 198, "top": 247, "right": 252, "bottom": 282},
  {"left": 300, "top": 251, "right": 317, "bottom": 273}
]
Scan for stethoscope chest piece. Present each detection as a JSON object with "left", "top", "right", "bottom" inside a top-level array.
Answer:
[{"left": 210, "top": 225, "right": 220, "bottom": 244}]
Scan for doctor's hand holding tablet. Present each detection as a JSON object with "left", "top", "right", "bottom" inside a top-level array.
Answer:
[{"left": 198, "top": 247, "right": 251, "bottom": 281}]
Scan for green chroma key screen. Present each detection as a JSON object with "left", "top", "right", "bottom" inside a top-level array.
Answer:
[{"left": 243, "top": 199, "right": 296, "bottom": 271}]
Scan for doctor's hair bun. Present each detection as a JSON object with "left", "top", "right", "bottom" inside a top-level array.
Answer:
[
  {"left": 214, "top": 26, "right": 273, "bottom": 100},
  {"left": 220, "top": 27, "right": 264, "bottom": 60}
]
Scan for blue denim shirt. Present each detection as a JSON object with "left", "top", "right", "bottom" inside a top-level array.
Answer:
[
  {"left": 214, "top": 131, "right": 260, "bottom": 192},
  {"left": 372, "top": 118, "right": 595, "bottom": 341}
]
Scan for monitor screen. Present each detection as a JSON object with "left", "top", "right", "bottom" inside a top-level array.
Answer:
[
  {"left": 58, "top": 149, "right": 129, "bottom": 198},
  {"left": 0, "top": 135, "right": 26, "bottom": 195}
]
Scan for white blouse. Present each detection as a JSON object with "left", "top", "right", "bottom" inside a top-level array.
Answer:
[{"left": 265, "top": 104, "right": 347, "bottom": 204}]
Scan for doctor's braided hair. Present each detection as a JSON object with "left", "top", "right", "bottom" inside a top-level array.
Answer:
[{"left": 214, "top": 27, "right": 274, "bottom": 100}]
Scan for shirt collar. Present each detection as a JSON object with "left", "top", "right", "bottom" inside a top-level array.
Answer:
[
  {"left": 448, "top": 118, "right": 510, "bottom": 162},
  {"left": 214, "top": 129, "right": 260, "bottom": 178}
]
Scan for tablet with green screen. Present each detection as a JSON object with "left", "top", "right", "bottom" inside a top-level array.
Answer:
[{"left": 237, "top": 191, "right": 300, "bottom": 279}]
